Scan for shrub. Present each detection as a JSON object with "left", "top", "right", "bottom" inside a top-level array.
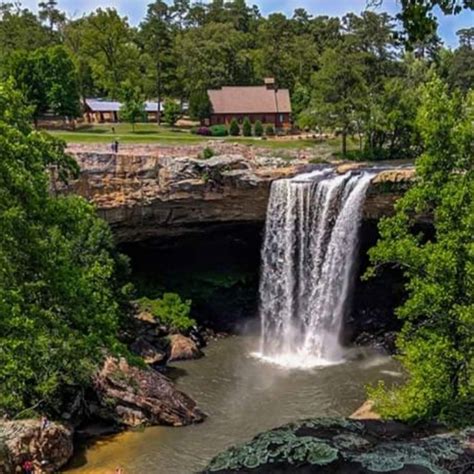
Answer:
[
  {"left": 196, "top": 126, "right": 212, "bottom": 136},
  {"left": 210, "top": 125, "right": 228, "bottom": 137},
  {"left": 265, "top": 124, "right": 275, "bottom": 136},
  {"left": 137, "top": 294, "right": 195, "bottom": 332},
  {"left": 242, "top": 117, "right": 252, "bottom": 136},
  {"left": 229, "top": 118, "right": 240, "bottom": 136},
  {"left": 198, "top": 147, "right": 214, "bottom": 159},
  {"left": 163, "top": 101, "right": 181, "bottom": 126},
  {"left": 190, "top": 127, "right": 198, "bottom": 134},
  {"left": 189, "top": 89, "right": 212, "bottom": 121},
  {"left": 254, "top": 120, "right": 263, "bottom": 137}
]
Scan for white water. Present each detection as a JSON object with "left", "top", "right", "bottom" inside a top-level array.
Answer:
[{"left": 256, "top": 169, "right": 374, "bottom": 369}]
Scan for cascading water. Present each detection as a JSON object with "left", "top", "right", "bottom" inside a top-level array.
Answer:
[{"left": 256, "top": 169, "right": 374, "bottom": 369}]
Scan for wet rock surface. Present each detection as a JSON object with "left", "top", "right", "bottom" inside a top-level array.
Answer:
[
  {"left": 0, "top": 419, "right": 73, "bottom": 473},
  {"left": 203, "top": 418, "right": 474, "bottom": 473},
  {"left": 168, "top": 334, "right": 203, "bottom": 361},
  {"left": 93, "top": 357, "right": 206, "bottom": 427}
]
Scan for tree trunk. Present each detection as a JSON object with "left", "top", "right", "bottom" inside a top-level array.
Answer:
[
  {"left": 156, "top": 62, "right": 162, "bottom": 126},
  {"left": 342, "top": 130, "right": 347, "bottom": 156}
]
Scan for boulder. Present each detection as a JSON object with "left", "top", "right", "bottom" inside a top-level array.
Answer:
[
  {"left": 350, "top": 400, "right": 380, "bottom": 420},
  {"left": 168, "top": 334, "right": 203, "bottom": 362},
  {"left": 93, "top": 357, "right": 206, "bottom": 427},
  {"left": 203, "top": 418, "right": 474, "bottom": 473},
  {"left": 130, "top": 337, "right": 167, "bottom": 366},
  {"left": 0, "top": 419, "right": 73, "bottom": 473}
]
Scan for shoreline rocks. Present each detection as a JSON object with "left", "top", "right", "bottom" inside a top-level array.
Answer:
[
  {"left": 93, "top": 357, "right": 206, "bottom": 427},
  {"left": 0, "top": 420, "right": 73, "bottom": 473},
  {"left": 203, "top": 417, "right": 474, "bottom": 473},
  {"left": 168, "top": 334, "right": 204, "bottom": 362}
]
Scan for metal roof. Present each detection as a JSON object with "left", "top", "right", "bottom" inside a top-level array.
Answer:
[{"left": 85, "top": 98, "right": 164, "bottom": 113}]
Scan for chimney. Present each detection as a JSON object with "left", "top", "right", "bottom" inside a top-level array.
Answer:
[{"left": 264, "top": 77, "right": 276, "bottom": 90}]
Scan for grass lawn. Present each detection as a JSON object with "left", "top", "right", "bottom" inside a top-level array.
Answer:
[{"left": 47, "top": 123, "right": 348, "bottom": 152}]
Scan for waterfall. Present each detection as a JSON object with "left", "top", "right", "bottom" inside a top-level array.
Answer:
[{"left": 256, "top": 169, "right": 373, "bottom": 369}]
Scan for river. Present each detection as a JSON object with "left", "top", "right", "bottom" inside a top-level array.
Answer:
[{"left": 68, "top": 333, "right": 400, "bottom": 474}]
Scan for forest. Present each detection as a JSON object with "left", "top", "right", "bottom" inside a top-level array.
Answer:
[{"left": 0, "top": 0, "right": 473, "bottom": 157}]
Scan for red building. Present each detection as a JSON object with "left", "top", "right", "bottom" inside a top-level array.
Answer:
[{"left": 207, "top": 78, "right": 292, "bottom": 129}]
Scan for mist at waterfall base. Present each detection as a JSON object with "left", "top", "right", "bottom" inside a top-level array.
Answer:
[{"left": 254, "top": 169, "right": 374, "bottom": 369}]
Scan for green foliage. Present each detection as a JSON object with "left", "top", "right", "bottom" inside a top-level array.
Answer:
[
  {"left": 210, "top": 125, "right": 228, "bottom": 137},
  {"left": 137, "top": 294, "right": 195, "bottom": 331},
  {"left": 199, "top": 146, "right": 215, "bottom": 159},
  {"left": 189, "top": 89, "right": 212, "bottom": 121},
  {"left": 163, "top": 100, "right": 181, "bottom": 126},
  {"left": 366, "top": 77, "right": 474, "bottom": 426},
  {"left": 119, "top": 81, "right": 145, "bottom": 131},
  {"left": 265, "top": 124, "right": 275, "bottom": 136},
  {"left": 307, "top": 46, "right": 367, "bottom": 155},
  {"left": 3, "top": 46, "right": 80, "bottom": 121},
  {"left": 229, "top": 118, "right": 240, "bottom": 136},
  {"left": 242, "top": 117, "right": 252, "bottom": 136},
  {"left": 254, "top": 120, "right": 263, "bottom": 137},
  {"left": 0, "top": 81, "right": 129, "bottom": 416}
]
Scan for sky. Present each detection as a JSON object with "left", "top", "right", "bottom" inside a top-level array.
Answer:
[{"left": 20, "top": 0, "right": 473, "bottom": 47}]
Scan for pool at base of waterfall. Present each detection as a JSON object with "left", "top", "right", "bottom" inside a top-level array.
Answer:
[{"left": 67, "top": 333, "right": 400, "bottom": 474}]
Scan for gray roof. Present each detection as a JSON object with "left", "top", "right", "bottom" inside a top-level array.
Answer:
[{"left": 85, "top": 98, "right": 164, "bottom": 113}]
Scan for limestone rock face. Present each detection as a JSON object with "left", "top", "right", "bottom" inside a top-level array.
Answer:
[
  {"left": 168, "top": 334, "right": 203, "bottom": 362},
  {"left": 0, "top": 420, "right": 73, "bottom": 473},
  {"left": 65, "top": 147, "right": 416, "bottom": 243},
  {"left": 93, "top": 357, "right": 206, "bottom": 427},
  {"left": 203, "top": 418, "right": 473, "bottom": 473},
  {"left": 66, "top": 150, "right": 302, "bottom": 242}
]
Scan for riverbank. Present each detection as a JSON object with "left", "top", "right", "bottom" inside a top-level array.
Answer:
[{"left": 66, "top": 334, "right": 401, "bottom": 473}]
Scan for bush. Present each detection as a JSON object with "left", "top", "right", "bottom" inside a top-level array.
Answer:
[
  {"left": 242, "top": 117, "right": 252, "bottom": 136},
  {"left": 229, "top": 118, "right": 240, "bottom": 136},
  {"left": 210, "top": 125, "right": 228, "bottom": 137},
  {"left": 196, "top": 126, "right": 212, "bottom": 136},
  {"left": 265, "top": 124, "right": 275, "bottom": 136},
  {"left": 254, "top": 120, "right": 263, "bottom": 137},
  {"left": 137, "top": 294, "right": 195, "bottom": 332},
  {"left": 163, "top": 101, "right": 181, "bottom": 126},
  {"left": 198, "top": 147, "right": 214, "bottom": 159}
]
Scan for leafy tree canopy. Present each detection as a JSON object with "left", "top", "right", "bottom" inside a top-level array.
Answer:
[
  {"left": 0, "top": 81, "right": 129, "bottom": 416},
  {"left": 367, "top": 77, "right": 474, "bottom": 425}
]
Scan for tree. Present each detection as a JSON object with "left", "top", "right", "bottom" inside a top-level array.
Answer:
[
  {"left": 163, "top": 100, "right": 181, "bottom": 126},
  {"left": 175, "top": 21, "right": 255, "bottom": 95},
  {"left": 139, "top": 0, "right": 176, "bottom": 124},
  {"left": 119, "top": 81, "right": 145, "bottom": 131},
  {"left": 254, "top": 119, "right": 263, "bottom": 136},
  {"left": 367, "top": 77, "right": 473, "bottom": 425},
  {"left": 4, "top": 46, "right": 81, "bottom": 123},
  {"left": 0, "top": 4, "right": 53, "bottom": 58},
  {"left": 441, "top": 28, "right": 474, "bottom": 94},
  {"left": 371, "top": 0, "right": 473, "bottom": 44},
  {"left": 81, "top": 8, "right": 140, "bottom": 98},
  {"left": 0, "top": 80, "right": 129, "bottom": 415},
  {"left": 242, "top": 116, "right": 252, "bottom": 136},
  {"left": 229, "top": 117, "right": 240, "bottom": 136},
  {"left": 45, "top": 46, "right": 81, "bottom": 118},
  {"left": 189, "top": 88, "right": 212, "bottom": 121},
  {"left": 38, "top": 0, "right": 65, "bottom": 34},
  {"left": 307, "top": 47, "right": 367, "bottom": 155}
]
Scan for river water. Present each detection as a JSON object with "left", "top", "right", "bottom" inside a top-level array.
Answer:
[{"left": 68, "top": 333, "right": 400, "bottom": 474}]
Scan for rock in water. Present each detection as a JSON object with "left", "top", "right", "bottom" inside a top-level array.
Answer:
[
  {"left": 203, "top": 418, "right": 474, "bottom": 473},
  {"left": 0, "top": 420, "right": 73, "bottom": 473},
  {"left": 168, "top": 334, "right": 203, "bottom": 362},
  {"left": 94, "top": 357, "right": 206, "bottom": 427}
]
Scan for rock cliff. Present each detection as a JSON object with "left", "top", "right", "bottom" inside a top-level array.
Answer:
[{"left": 65, "top": 150, "right": 414, "bottom": 243}]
